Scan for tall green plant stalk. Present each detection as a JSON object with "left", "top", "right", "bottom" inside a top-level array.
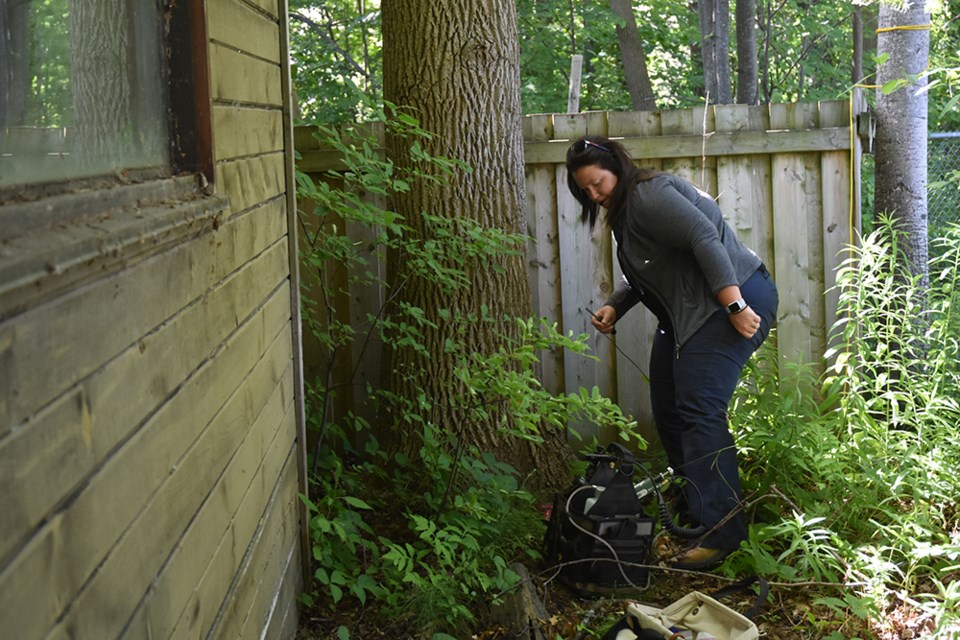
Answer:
[{"left": 728, "top": 215, "right": 960, "bottom": 637}]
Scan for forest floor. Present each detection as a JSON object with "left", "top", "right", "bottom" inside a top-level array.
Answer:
[
  {"left": 296, "top": 565, "right": 934, "bottom": 639},
  {"left": 295, "top": 547, "right": 933, "bottom": 640},
  {"left": 295, "top": 499, "right": 932, "bottom": 639}
]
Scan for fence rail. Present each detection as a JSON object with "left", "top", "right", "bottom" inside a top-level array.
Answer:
[{"left": 295, "top": 98, "right": 866, "bottom": 437}]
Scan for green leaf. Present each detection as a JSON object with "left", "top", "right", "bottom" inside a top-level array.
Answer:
[
  {"left": 342, "top": 496, "right": 373, "bottom": 510},
  {"left": 881, "top": 78, "right": 904, "bottom": 95}
]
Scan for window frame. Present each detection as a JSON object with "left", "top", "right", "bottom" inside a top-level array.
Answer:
[{"left": 0, "top": 1, "right": 224, "bottom": 321}]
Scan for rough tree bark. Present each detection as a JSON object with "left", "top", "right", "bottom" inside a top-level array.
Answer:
[
  {"left": 699, "top": 0, "right": 732, "bottom": 104},
  {"left": 380, "top": 0, "right": 571, "bottom": 482},
  {"left": 734, "top": 0, "right": 758, "bottom": 104},
  {"left": 874, "top": 0, "right": 930, "bottom": 283},
  {"left": 610, "top": 0, "right": 657, "bottom": 111}
]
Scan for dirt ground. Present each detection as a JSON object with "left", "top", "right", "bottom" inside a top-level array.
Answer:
[
  {"left": 296, "top": 555, "right": 944, "bottom": 640},
  {"left": 296, "top": 506, "right": 933, "bottom": 639}
]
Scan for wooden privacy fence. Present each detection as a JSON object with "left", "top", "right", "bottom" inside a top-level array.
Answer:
[{"left": 295, "top": 98, "right": 865, "bottom": 437}]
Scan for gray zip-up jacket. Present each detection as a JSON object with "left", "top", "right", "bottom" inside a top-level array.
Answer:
[{"left": 605, "top": 174, "right": 761, "bottom": 350}]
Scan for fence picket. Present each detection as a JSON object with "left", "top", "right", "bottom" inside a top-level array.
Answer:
[{"left": 524, "top": 114, "right": 565, "bottom": 396}]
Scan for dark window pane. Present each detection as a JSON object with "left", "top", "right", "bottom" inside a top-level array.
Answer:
[{"left": 0, "top": 0, "right": 167, "bottom": 188}]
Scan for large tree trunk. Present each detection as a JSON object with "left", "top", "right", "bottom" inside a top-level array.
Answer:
[
  {"left": 874, "top": 0, "right": 930, "bottom": 283},
  {"left": 609, "top": 0, "right": 657, "bottom": 111},
  {"left": 380, "top": 0, "right": 571, "bottom": 482},
  {"left": 734, "top": 0, "right": 758, "bottom": 104},
  {"left": 699, "top": 0, "right": 732, "bottom": 104}
]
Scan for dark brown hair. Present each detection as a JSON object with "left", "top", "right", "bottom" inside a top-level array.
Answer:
[{"left": 564, "top": 135, "right": 659, "bottom": 229}]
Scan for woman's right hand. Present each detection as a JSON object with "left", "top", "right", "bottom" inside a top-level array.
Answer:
[{"left": 591, "top": 305, "right": 618, "bottom": 334}]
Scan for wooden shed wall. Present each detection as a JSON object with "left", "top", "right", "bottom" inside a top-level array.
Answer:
[
  {"left": 0, "top": 2, "right": 305, "bottom": 639},
  {"left": 295, "top": 98, "right": 865, "bottom": 443}
]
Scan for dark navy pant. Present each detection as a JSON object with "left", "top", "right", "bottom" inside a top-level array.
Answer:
[{"left": 649, "top": 266, "right": 778, "bottom": 550}]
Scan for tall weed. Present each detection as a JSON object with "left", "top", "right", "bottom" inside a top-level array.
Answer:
[{"left": 730, "top": 215, "right": 960, "bottom": 635}]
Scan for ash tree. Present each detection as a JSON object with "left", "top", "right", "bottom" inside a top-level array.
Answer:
[
  {"left": 874, "top": 0, "right": 931, "bottom": 284},
  {"left": 378, "top": 0, "right": 572, "bottom": 479}
]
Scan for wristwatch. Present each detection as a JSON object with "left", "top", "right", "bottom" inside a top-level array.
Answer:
[{"left": 725, "top": 298, "right": 748, "bottom": 315}]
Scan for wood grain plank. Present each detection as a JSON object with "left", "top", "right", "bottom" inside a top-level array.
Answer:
[
  {"left": 818, "top": 101, "right": 853, "bottom": 352},
  {"left": 119, "top": 370, "right": 296, "bottom": 640},
  {"left": 210, "top": 43, "right": 283, "bottom": 106},
  {"left": 163, "top": 421, "right": 297, "bottom": 640},
  {"left": 43, "top": 330, "right": 294, "bottom": 640},
  {"left": 714, "top": 104, "right": 774, "bottom": 265},
  {"left": 337, "top": 188, "right": 389, "bottom": 433},
  {"left": 213, "top": 105, "right": 284, "bottom": 162},
  {"left": 770, "top": 104, "right": 820, "bottom": 369},
  {"left": 207, "top": 0, "right": 281, "bottom": 63},
  {"left": 207, "top": 449, "right": 300, "bottom": 640},
  {"left": 524, "top": 114, "right": 564, "bottom": 396},
  {"left": 262, "top": 555, "right": 302, "bottom": 640},
  {"left": 244, "top": 0, "right": 280, "bottom": 19},
  {"left": 216, "top": 155, "right": 286, "bottom": 215},
  {"left": 237, "top": 537, "right": 298, "bottom": 640},
  {"left": 661, "top": 106, "right": 716, "bottom": 191},
  {"left": 0, "top": 239, "right": 290, "bottom": 565},
  {"left": 0, "top": 291, "right": 292, "bottom": 640},
  {"left": 0, "top": 204, "right": 286, "bottom": 439},
  {"left": 523, "top": 127, "right": 853, "bottom": 164}
]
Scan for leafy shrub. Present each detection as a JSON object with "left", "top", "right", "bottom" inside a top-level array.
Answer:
[
  {"left": 730, "top": 215, "right": 960, "bottom": 636},
  {"left": 296, "top": 106, "right": 639, "bottom": 637}
]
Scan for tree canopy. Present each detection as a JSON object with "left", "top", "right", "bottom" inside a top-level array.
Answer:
[{"left": 289, "top": 0, "right": 957, "bottom": 129}]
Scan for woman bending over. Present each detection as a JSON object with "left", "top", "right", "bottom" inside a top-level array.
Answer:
[{"left": 566, "top": 135, "right": 779, "bottom": 570}]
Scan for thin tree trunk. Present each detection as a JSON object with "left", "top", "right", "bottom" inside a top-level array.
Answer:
[
  {"left": 610, "top": 0, "right": 657, "bottom": 111},
  {"left": 735, "top": 0, "right": 758, "bottom": 104},
  {"left": 699, "top": 0, "right": 732, "bottom": 103},
  {"left": 853, "top": 6, "right": 863, "bottom": 85},
  {"left": 1, "top": 0, "right": 31, "bottom": 128},
  {"left": 874, "top": 0, "right": 930, "bottom": 283},
  {"left": 699, "top": 0, "right": 718, "bottom": 102},
  {"left": 716, "top": 0, "right": 731, "bottom": 103},
  {"left": 760, "top": 1, "right": 772, "bottom": 102}
]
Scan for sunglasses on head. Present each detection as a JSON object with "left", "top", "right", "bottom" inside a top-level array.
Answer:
[{"left": 571, "top": 138, "right": 612, "bottom": 154}]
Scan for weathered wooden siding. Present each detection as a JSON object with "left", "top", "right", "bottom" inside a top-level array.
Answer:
[
  {"left": 296, "top": 100, "right": 864, "bottom": 442},
  {"left": 0, "top": 2, "right": 305, "bottom": 639}
]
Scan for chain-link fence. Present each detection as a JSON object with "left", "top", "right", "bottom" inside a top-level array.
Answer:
[{"left": 929, "top": 132, "right": 960, "bottom": 236}]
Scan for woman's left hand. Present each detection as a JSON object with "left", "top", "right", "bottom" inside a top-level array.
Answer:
[{"left": 729, "top": 306, "right": 762, "bottom": 339}]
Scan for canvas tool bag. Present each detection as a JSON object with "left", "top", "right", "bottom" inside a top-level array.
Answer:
[{"left": 602, "top": 576, "right": 769, "bottom": 640}]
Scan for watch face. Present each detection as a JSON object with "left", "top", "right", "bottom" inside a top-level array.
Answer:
[{"left": 727, "top": 299, "right": 746, "bottom": 314}]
